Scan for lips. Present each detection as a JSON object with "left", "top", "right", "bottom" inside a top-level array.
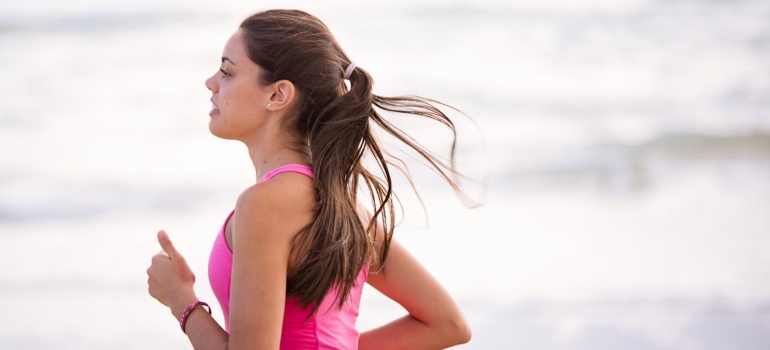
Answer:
[{"left": 210, "top": 100, "right": 220, "bottom": 116}]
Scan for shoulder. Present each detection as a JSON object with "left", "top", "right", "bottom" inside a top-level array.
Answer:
[
  {"left": 232, "top": 173, "right": 315, "bottom": 244},
  {"left": 357, "top": 201, "right": 393, "bottom": 243},
  {"left": 355, "top": 201, "right": 390, "bottom": 269},
  {"left": 238, "top": 172, "right": 314, "bottom": 210}
]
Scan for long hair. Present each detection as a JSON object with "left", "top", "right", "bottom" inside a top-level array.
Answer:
[{"left": 240, "top": 9, "right": 470, "bottom": 314}]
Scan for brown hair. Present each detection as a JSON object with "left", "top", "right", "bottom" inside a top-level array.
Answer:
[{"left": 240, "top": 9, "right": 469, "bottom": 314}]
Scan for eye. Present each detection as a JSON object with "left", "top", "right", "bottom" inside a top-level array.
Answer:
[{"left": 219, "top": 68, "right": 231, "bottom": 77}]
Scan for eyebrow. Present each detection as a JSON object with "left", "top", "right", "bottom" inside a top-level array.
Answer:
[{"left": 221, "top": 57, "right": 236, "bottom": 66}]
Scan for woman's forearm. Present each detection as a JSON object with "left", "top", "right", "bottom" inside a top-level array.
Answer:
[
  {"left": 359, "top": 314, "right": 470, "bottom": 350},
  {"left": 170, "top": 301, "right": 229, "bottom": 350}
]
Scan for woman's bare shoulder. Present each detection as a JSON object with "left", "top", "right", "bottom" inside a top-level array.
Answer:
[
  {"left": 238, "top": 173, "right": 314, "bottom": 207},
  {"left": 233, "top": 173, "right": 315, "bottom": 241}
]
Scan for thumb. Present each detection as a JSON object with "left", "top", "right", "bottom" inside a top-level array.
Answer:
[{"left": 157, "top": 230, "right": 180, "bottom": 258}]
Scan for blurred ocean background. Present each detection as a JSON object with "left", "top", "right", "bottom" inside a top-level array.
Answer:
[{"left": 1, "top": 0, "right": 769, "bottom": 349}]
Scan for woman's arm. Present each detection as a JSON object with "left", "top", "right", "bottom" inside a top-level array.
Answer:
[
  {"left": 149, "top": 173, "right": 313, "bottom": 350},
  {"left": 226, "top": 176, "right": 313, "bottom": 349},
  {"left": 150, "top": 232, "right": 230, "bottom": 350},
  {"left": 359, "top": 238, "right": 472, "bottom": 349}
]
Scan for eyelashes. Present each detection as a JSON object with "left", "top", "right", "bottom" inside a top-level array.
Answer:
[{"left": 219, "top": 68, "right": 231, "bottom": 77}]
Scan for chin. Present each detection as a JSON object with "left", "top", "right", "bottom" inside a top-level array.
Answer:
[
  {"left": 208, "top": 121, "right": 228, "bottom": 139},
  {"left": 209, "top": 122, "right": 243, "bottom": 142}
]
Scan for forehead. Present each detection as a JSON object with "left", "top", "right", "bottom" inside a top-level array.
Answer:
[{"left": 222, "top": 29, "right": 248, "bottom": 63}]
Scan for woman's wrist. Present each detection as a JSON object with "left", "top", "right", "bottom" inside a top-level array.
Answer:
[
  {"left": 170, "top": 291, "right": 199, "bottom": 319},
  {"left": 179, "top": 300, "right": 212, "bottom": 333}
]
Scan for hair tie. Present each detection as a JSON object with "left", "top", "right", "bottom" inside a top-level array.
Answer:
[{"left": 343, "top": 61, "right": 356, "bottom": 80}]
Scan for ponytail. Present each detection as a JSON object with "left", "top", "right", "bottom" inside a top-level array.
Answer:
[
  {"left": 288, "top": 63, "right": 471, "bottom": 313},
  {"left": 286, "top": 64, "right": 377, "bottom": 313}
]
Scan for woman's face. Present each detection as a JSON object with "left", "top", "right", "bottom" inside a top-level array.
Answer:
[{"left": 205, "top": 29, "right": 271, "bottom": 141}]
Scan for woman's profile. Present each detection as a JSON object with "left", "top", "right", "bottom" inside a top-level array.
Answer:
[{"left": 147, "top": 9, "right": 473, "bottom": 349}]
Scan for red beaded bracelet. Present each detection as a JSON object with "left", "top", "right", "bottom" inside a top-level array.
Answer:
[{"left": 179, "top": 300, "right": 211, "bottom": 333}]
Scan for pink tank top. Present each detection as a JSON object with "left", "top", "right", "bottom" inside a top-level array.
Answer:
[{"left": 207, "top": 164, "right": 368, "bottom": 349}]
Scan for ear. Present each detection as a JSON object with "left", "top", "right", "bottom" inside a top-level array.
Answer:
[{"left": 266, "top": 80, "right": 296, "bottom": 112}]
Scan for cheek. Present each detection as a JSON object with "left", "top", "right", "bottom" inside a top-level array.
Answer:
[
  {"left": 210, "top": 87, "right": 265, "bottom": 138},
  {"left": 219, "top": 84, "right": 250, "bottom": 114}
]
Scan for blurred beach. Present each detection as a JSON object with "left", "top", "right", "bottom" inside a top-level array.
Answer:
[{"left": 1, "top": 0, "right": 769, "bottom": 349}]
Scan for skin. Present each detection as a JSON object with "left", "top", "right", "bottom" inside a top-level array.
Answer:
[{"left": 146, "top": 29, "right": 471, "bottom": 350}]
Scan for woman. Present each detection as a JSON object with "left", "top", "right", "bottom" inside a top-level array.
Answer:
[{"left": 147, "top": 9, "right": 472, "bottom": 350}]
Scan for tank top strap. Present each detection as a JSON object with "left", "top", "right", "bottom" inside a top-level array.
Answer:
[{"left": 259, "top": 164, "right": 314, "bottom": 182}]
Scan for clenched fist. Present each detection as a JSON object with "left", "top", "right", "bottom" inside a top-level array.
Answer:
[{"left": 147, "top": 230, "right": 198, "bottom": 318}]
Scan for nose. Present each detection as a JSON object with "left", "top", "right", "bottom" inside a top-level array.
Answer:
[{"left": 205, "top": 72, "right": 218, "bottom": 92}]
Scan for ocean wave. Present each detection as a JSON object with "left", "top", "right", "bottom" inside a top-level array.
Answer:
[
  {"left": 0, "top": 10, "right": 223, "bottom": 35},
  {"left": 0, "top": 181, "right": 219, "bottom": 224},
  {"left": 494, "top": 131, "right": 770, "bottom": 190}
]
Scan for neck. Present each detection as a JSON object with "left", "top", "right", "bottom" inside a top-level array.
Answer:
[{"left": 243, "top": 133, "right": 309, "bottom": 182}]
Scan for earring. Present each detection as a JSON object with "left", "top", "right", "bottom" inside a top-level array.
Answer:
[{"left": 267, "top": 103, "right": 272, "bottom": 107}]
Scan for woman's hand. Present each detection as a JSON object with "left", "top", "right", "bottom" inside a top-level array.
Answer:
[{"left": 147, "top": 230, "right": 198, "bottom": 317}]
